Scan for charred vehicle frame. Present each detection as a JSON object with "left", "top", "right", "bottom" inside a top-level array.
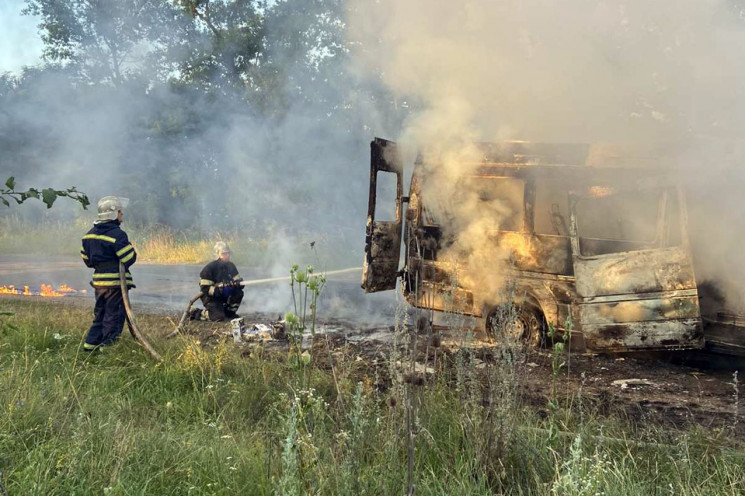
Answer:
[{"left": 363, "top": 138, "right": 744, "bottom": 356}]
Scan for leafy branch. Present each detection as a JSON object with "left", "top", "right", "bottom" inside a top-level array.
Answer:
[{"left": 1, "top": 177, "right": 90, "bottom": 210}]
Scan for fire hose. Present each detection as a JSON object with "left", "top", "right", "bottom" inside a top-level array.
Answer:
[
  {"left": 165, "top": 291, "right": 204, "bottom": 339},
  {"left": 119, "top": 262, "right": 162, "bottom": 362},
  {"left": 167, "top": 267, "right": 361, "bottom": 339}
]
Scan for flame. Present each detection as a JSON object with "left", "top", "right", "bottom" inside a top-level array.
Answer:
[
  {"left": 0, "top": 283, "right": 83, "bottom": 297},
  {"left": 588, "top": 186, "right": 614, "bottom": 198},
  {"left": 498, "top": 233, "right": 539, "bottom": 268},
  {"left": 40, "top": 284, "right": 65, "bottom": 297}
]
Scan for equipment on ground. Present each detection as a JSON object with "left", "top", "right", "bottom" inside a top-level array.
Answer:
[{"left": 169, "top": 267, "right": 362, "bottom": 339}]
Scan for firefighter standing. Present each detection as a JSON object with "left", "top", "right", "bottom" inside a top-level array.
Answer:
[
  {"left": 80, "top": 196, "right": 137, "bottom": 351},
  {"left": 193, "top": 241, "right": 244, "bottom": 321}
]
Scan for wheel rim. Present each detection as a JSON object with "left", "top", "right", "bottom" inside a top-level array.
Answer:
[
  {"left": 486, "top": 307, "right": 543, "bottom": 346},
  {"left": 503, "top": 316, "right": 527, "bottom": 341}
]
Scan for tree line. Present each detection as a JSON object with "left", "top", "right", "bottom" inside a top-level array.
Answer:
[{"left": 0, "top": 0, "right": 410, "bottom": 231}]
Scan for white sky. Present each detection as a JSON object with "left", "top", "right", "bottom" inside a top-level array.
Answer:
[{"left": 0, "top": 0, "right": 43, "bottom": 73}]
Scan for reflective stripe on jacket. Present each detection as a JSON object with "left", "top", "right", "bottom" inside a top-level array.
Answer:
[
  {"left": 81, "top": 220, "right": 137, "bottom": 288},
  {"left": 199, "top": 259, "right": 242, "bottom": 296}
]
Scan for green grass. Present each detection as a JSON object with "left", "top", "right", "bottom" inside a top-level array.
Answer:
[
  {"left": 0, "top": 216, "right": 360, "bottom": 267},
  {"left": 0, "top": 298, "right": 743, "bottom": 495}
]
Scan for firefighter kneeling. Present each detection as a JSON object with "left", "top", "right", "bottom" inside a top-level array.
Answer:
[{"left": 191, "top": 241, "right": 244, "bottom": 322}]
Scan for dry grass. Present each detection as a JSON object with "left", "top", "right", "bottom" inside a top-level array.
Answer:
[
  {"left": 0, "top": 216, "right": 359, "bottom": 268},
  {"left": 134, "top": 226, "right": 214, "bottom": 264},
  {"left": 0, "top": 298, "right": 744, "bottom": 495}
]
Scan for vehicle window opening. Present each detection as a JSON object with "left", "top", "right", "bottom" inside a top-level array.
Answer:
[
  {"left": 375, "top": 171, "right": 398, "bottom": 222},
  {"left": 576, "top": 188, "right": 681, "bottom": 256},
  {"left": 423, "top": 176, "right": 525, "bottom": 233},
  {"left": 535, "top": 179, "right": 570, "bottom": 236}
]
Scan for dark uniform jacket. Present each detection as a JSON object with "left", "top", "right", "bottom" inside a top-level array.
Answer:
[
  {"left": 80, "top": 220, "right": 137, "bottom": 288},
  {"left": 199, "top": 260, "right": 242, "bottom": 296}
]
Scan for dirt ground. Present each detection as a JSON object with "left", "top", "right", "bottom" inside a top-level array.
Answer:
[
  {"left": 171, "top": 312, "right": 745, "bottom": 441},
  {"left": 4, "top": 293, "right": 741, "bottom": 440}
]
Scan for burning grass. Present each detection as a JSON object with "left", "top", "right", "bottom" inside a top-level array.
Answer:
[
  {"left": 0, "top": 283, "right": 80, "bottom": 297},
  {"left": 0, "top": 298, "right": 743, "bottom": 494}
]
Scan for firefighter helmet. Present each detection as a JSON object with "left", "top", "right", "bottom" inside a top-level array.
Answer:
[
  {"left": 96, "top": 196, "right": 129, "bottom": 221},
  {"left": 214, "top": 241, "right": 231, "bottom": 257}
]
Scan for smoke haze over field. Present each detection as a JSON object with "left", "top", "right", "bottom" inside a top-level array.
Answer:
[
  {"left": 0, "top": 1, "right": 410, "bottom": 278},
  {"left": 2, "top": 0, "right": 745, "bottom": 312},
  {"left": 347, "top": 0, "right": 745, "bottom": 308}
]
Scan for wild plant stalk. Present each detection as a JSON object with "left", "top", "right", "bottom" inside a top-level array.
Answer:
[
  {"left": 406, "top": 268, "right": 420, "bottom": 496},
  {"left": 547, "top": 316, "right": 571, "bottom": 444},
  {"left": 278, "top": 398, "right": 301, "bottom": 496},
  {"left": 474, "top": 280, "right": 524, "bottom": 487},
  {"left": 341, "top": 382, "right": 369, "bottom": 494},
  {"left": 384, "top": 291, "right": 410, "bottom": 491},
  {"left": 288, "top": 264, "right": 326, "bottom": 340},
  {"left": 731, "top": 370, "right": 740, "bottom": 433},
  {"left": 286, "top": 264, "right": 327, "bottom": 388}
]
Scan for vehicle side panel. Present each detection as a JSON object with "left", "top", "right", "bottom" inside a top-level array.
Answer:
[{"left": 574, "top": 247, "right": 696, "bottom": 298}]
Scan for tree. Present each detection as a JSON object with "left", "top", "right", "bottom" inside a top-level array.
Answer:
[
  {"left": 1, "top": 177, "right": 89, "bottom": 209},
  {"left": 23, "top": 0, "right": 184, "bottom": 85},
  {"left": 174, "top": 0, "right": 266, "bottom": 94}
]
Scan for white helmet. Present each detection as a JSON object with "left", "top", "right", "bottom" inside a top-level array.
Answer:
[
  {"left": 97, "top": 196, "right": 129, "bottom": 221},
  {"left": 214, "top": 241, "right": 231, "bottom": 257}
]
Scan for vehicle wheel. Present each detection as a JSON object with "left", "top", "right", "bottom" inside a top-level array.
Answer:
[{"left": 485, "top": 304, "right": 545, "bottom": 348}]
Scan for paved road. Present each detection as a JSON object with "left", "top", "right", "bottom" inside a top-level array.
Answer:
[{"left": 0, "top": 255, "right": 397, "bottom": 324}]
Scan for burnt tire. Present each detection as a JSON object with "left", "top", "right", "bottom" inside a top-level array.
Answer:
[{"left": 485, "top": 304, "right": 546, "bottom": 348}]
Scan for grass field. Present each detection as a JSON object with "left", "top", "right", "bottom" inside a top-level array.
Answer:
[
  {"left": 0, "top": 298, "right": 743, "bottom": 495},
  {"left": 0, "top": 216, "right": 360, "bottom": 267}
]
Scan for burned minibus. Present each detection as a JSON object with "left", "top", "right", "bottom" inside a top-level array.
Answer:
[{"left": 362, "top": 138, "right": 707, "bottom": 353}]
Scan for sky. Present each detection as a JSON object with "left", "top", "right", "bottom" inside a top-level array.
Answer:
[{"left": 0, "top": 0, "right": 43, "bottom": 73}]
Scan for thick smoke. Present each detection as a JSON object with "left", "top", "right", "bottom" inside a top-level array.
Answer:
[
  {"left": 1, "top": 3, "right": 384, "bottom": 261},
  {"left": 347, "top": 0, "right": 745, "bottom": 310},
  {"left": 0, "top": 2, "right": 401, "bottom": 320},
  {"left": 4, "top": 1, "right": 745, "bottom": 318}
]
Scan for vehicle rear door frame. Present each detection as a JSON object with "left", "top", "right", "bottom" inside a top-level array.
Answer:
[{"left": 361, "top": 138, "right": 404, "bottom": 293}]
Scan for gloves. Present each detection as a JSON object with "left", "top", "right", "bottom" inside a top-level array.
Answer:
[{"left": 211, "top": 282, "right": 234, "bottom": 298}]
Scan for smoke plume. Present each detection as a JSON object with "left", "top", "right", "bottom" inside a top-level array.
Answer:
[{"left": 347, "top": 0, "right": 745, "bottom": 309}]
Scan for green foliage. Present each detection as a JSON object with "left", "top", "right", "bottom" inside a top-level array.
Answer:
[
  {"left": 23, "top": 0, "right": 185, "bottom": 85},
  {"left": 547, "top": 316, "right": 573, "bottom": 443},
  {"left": 175, "top": 0, "right": 266, "bottom": 91},
  {"left": 0, "top": 299, "right": 744, "bottom": 494},
  {"left": 3, "top": 0, "right": 405, "bottom": 239},
  {"left": 1, "top": 177, "right": 89, "bottom": 209},
  {"left": 286, "top": 264, "right": 327, "bottom": 344}
]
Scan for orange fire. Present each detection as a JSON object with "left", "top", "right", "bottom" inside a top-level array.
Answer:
[
  {"left": 40, "top": 284, "right": 65, "bottom": 297},
  {"left": 0, "top": 283, "right": 82, "bottom": 297},
  {"left": 588, "top": 186, "right": 614, "bottom": 198},
  {"left": 498, "top": 232, "right": 539, "bottom": 268}
]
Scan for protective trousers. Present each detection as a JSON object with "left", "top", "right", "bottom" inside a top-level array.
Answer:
[
  {"left": 200, "top": 287, "right": 244, "bottom": 322},
  {"left": 84, "top": 288, "right": 126, "bottom": 348}
]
